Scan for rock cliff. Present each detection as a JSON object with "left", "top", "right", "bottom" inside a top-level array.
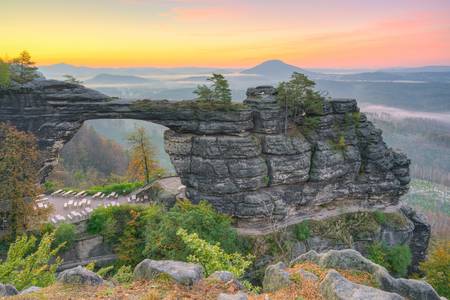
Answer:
[{"left": 0, "top": 81, "right": 410, "bottom": 231}]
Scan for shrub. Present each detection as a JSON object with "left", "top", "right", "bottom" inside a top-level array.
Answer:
[
  {"left": 420, "top": 241, "right": 450, "bottom": 298},
  {"left": 43, "top": 180, "right": 58, "bottom": 194},
  {"left": 303, "top": 116, "right": 320, "bottom": 131},
  {"left": 387, "top": 245, "right": 412, "bottom": 277},
  {"left": 367, "top": 242, "right": 412, "bottom": 277},
  {"left": 177, "top": 228, "right": 253, "bottom": 277},
  {"left": 294, "top": 221, "right": 311, "bottom": 241},
  {"left": 113, "top": 265, "right": 134, "bottom": 284},
  {"left": 86, "top": 182, "right": 144, "bottom": 196},
  {"left": 143, "top": 200, "right": 245, "bottom": 261},
  {"left": 373, "top": 211, "right": 386, "bottom": 225},
  {"left": 53, "top": 223, "right": 76, "bottom": 251},
  {"left": 0, "top": 233, "right": 63, "bottom": 290}
]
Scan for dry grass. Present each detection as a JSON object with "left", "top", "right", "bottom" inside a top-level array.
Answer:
[{"left": 10, "top": 262, "right": 378, "bottom": 300}]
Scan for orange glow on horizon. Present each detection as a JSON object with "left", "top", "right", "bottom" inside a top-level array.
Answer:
[{"left": 2, "top": 0, "right": 449, "bottom": 68}]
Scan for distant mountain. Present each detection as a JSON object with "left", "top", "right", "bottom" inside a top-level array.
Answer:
[
  {"left": 38, "top": 63, "right": 239, "bottom": 80},
  {"left": 241, "top": 60, "right": 316, "bottom": 78},
  {"left": 85, "top": 74, "right": 150, "bottom": 84},
  {"left": 380, "top": 66, "right": 450, "bottom": 73},
  {"left": 336, "top": 71, "right": 450, "bottom": 82}
]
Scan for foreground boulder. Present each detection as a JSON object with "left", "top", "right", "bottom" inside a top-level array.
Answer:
[
  {"left": 0, "top": 283, "right": 18, "bottom": 297},
  {"left": 134, "top": 259, "right": 204, "bottom": 286},
  {"left": 19, "top": 286, "right": 41, "bottom": 295},
  {"left": 208, "top": 271, "right": 244, "bottom": 290},
  {"left": 320, "top": 269, "right": 404, "bottom": 300},
  {"left": 217, "top": 291, "right": 248, "bottom": 300},
  {"left": 262, "top": 262, "right": 292, "bottom": 292},
  {"left": 292, "top": 249, "right": 442, "bottom": 300},
  {"left": 57, "top": 266, "right": 104, "bottom": 286}
]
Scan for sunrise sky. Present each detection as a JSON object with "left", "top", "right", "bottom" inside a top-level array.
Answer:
[{"left": 2, "top": 0, "right": 450, "bottom": 68}]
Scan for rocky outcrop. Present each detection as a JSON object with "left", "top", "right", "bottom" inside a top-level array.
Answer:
[
  {"left": 0, "top": 283, "right": 18, "bottom": 297},
  {"left": 217, "top": 292, "right": 248, "bottom": 300},
  {"left": 19, "top": 286, "right": 41, "bottom": 295},
  {"left": 0, "top": 81, "right": 412, "bottom": 231},
  {"left": 320, "top": 269, "right": 405, "bottom": 300},
  {"left": 57, "top": 265, "right": 104, "bottom": 286},
  {"left": 133, "top": 259, "right": 204, "bottom": 285},
  {"left": 262, "top": 262, "right": 292, "bottom": 292},
  {"left": 291, "top": 249, "right": 442, "bottom": 300}
]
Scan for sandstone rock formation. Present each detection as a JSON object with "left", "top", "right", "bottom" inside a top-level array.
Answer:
[
  {"left": 0, "top": 80, "right": 410, "bottom": 231},
  {"left": 133, "top": 259, "right": 204, "bottom": 285},
  {"left": 291, "top": 249, "right": 442, "bottom": 300},
  {"left": 57, "top": 265, "right": 104, "bottom": 286}
]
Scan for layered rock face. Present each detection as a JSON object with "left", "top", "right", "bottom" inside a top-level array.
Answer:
[
  {"left": 0, "top": 81, "right": 410, "bottom": 231},
  {"left": 165, "top": 86, "right": 410, "bottom": 231}
]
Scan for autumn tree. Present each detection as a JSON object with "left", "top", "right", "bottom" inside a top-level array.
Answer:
[
  {"left": 276, "top": 72, "right": 324, "bottom": 134},
  {"left": 10, "top": 51, "right": 39, "bottom": 84},
  {"left": 127, "top": 127, "right": 163, "bottom": 184},
  {"left": 193, "top": 73, "right": 232, "bottom": 102},
  {"left": 63, "top": 74, "right": 82, "bottom": 84},
  {"left": 0, "top": 124, "right": 48, "bottom": 238},
  {"left": 0, "top": 59, "right": 11, "bottom": 89}
]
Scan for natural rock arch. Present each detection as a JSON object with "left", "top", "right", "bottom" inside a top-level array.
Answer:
[{"left": 0, "top": 80, "right": 410, "bottom": 231}]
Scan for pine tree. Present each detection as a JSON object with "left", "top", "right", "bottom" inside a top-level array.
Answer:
[
  {"left": 193, "top": 84, "right": 213, "bottom": 101},
  {"left": 209, "top": 73, "right": 232, "bottom": 102},
  {"left": 10, "top": 51, "right": 38, "bottom": 84}
]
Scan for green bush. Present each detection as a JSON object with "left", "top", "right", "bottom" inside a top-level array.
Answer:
[
  {"left": 367, "top": 242, "right": 412, "bottom": 277},
  {"left": 143, "top": 200, "right": 245, "bottom": 261},
  {"left": 113, "top": 265, "right": 134, "bottom": 284},
  {"left": 0, "top": 233, "right": 63, "bottom": 290},
  {"left": 373, "top": 211, "right": 387, "bottom": 225},
  {"left": 87, "top": 200, "right": 246, "bottom": 266},
  {"left": 294, "top": 221, "right": 310, "bottom": 241},
  {"left": 177, "top": 228, "right": 253, "bottom": 277},
  {"left": 43, "top": 180, "right": 58, "bottom": 194},
  {"left": 53, "top": 223, "right": 77, "bottom": 251}
]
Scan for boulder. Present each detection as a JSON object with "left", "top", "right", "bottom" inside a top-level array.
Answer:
[
  {"left": 208, "top": 271, "right": 244, "bottom": 290},
  {"left": 297, "top": 269, "right": 319, "bottom": 282},
  {"left": 57, "top": 266, "right": 103, "bottom": 286},
  {"left": 320, "top": 269, "right": 404, "bottom": 300},
  {"left": 134, "top": 259, "right": 203, "bottom": 286},
  {"left": 293, "top": 249, "right": 442, "bottom": 300},
  {"left": 0, "top": 283, "right": 18, "bottom": 297},
  {"left": 19, "top": 286, "right": 41, "bottom": 295},
  {"left": 217, "top": 291, "right": 248, "bottom": 300},
  {"left": 262, "top": 262, "right": 292, "bottom": 292}
]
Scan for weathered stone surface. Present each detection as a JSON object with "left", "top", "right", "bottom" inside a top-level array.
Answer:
[
  {"left": 0, "top": 284, "right": 18, "bottom": 297},
  {"left": 19, "top": 286, "right": 41, "bottom": 295},
  {"left": 320, "top": 269, "right": 404, "bottom": 300},
  {"left": 133, "top": 259, "right": 203, "bottom": 285},
  {"left": 208, "top": 271, "right": 244, "bottom": 290},
  {"left": 297, "top": 269, "right": 319, "bottom": 281},
  {"left": 262, "top": 262, "right": 291, "bottom": 292},
  {"left": 217, "top": 292, "right": 248, "bottom": 300},
  {"left": 292, "top": 249, "right": 441, "bottom": 300},
  {"left": 57, "top": 266, "right": 103, "bottom": 286}
]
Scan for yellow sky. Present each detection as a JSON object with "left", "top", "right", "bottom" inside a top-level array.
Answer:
[{"left": 2, "top": 0, "right": 450, "bottom": 68}]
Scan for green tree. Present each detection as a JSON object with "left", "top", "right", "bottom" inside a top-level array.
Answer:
[
  {"left": 193, "top": 73, "right": 231, "bottom": 102},
  {"left": 0, "top": 233, "right": 63, "bottom": 290},
  {"left": 53, "top": 223, "right": 76, "bottom": 251},
  {"left": 63, "top": 74, "right": 82, "bottom": 84},
  {"left": 10, "top": 51, "right": 38, "bottom": 84},
  {"left": 0, "top": 59, "right": 11, "bottom": 88},
  {"left": 276, "top": 72, "right": 324, "bottom": 134},
  {"left": 193, "top": 84, "right": 213, "bottom": 101}
]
